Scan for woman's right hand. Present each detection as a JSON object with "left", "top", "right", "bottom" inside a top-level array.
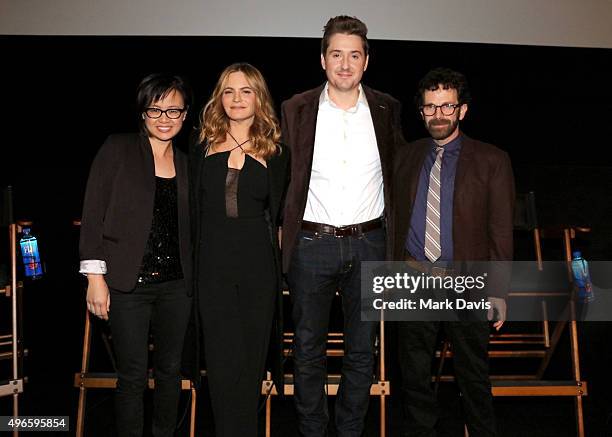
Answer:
[{"left": 86, "top": 274, "right": 110, "bottom": 320}]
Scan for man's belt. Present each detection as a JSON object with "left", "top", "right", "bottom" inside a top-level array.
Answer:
[
  {"left": 404, "top": 253, "right": 455, "bottom": 277},
  {"left": 301, "top": 217, "right": 383, "bottom": 238}
]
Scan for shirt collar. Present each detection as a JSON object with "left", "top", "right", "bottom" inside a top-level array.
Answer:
[
  {"left": 319, "top": 82, "right": 369, "bottom": 112},
  {"left": 432, "top": 132, "right": 462, "bottom": 153}
]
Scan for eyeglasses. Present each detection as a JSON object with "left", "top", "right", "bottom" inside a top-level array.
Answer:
[
  {"left": 144, "top": 108, "right": 186, "bottom": 119},
  {"left": 419, "top": 103, "right": 461, "bottom": 116}
]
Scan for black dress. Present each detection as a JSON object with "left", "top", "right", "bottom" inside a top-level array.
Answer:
[{"left": 198, "top": 151, "right": 276, "bottom": 437}]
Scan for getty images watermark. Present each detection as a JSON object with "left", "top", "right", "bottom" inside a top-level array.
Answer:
[
  {"left": 372, "top": 271, "right": 489, "bottom": 311},
  {"left": 361, "top": 261, "right": 612, "bottom": 322}
]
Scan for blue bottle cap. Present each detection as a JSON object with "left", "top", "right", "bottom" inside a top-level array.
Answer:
[{"left": 572, "top": 251, "right": 582, "bottom": 259}]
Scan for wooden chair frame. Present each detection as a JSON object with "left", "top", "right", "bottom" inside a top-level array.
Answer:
[
  {"left": 74, "top": 305, "right": 197, "bottom": 437},
  {"left": 1, "top": 187, "right": 26, "bottom": 437},
  {"left": 435, "top": 192, "right": 588, "bottom": 436},
  {"left": 72, "top": 219, "right": 197, "bottom": 437},
  {"left": 262, "top": 290, "right": 389, "bottom": 436}
]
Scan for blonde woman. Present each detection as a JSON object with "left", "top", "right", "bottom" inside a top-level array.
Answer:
[{"left": 191, "top": 63, "right": 289, "bottom": 436}]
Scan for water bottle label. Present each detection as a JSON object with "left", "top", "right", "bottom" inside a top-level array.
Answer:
[
  {"left": 572, "top": 258, "right": 594, "bottom": 303},
  {"left": 20, "top": 239, "right": 43, "bottom": 278}
]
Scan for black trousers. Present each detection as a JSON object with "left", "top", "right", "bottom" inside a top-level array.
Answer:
[
  {"left": 286, "top": 227, "right": 385, "bottom": 437},
  {"left": 198, "top": 266, "right": 276, "bottom": 437},
  {"left": 397, "top": 321, "right": 497, "bottom": 437},
  {"left": 109, "top": 279, "right": 192, "bottom": 437}
]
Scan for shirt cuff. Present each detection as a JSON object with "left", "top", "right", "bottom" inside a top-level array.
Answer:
[{"left": 79, "top": 260, "right": 107, "bottom": 275}]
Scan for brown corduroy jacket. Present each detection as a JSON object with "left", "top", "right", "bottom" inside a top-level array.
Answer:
[{"left": 389, "top": 134, "right": 515, "bottom": 297}]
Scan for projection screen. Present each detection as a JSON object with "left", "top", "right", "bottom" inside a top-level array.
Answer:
[{"left": 1, "top": 0, "right": 612, "bottom": 48}]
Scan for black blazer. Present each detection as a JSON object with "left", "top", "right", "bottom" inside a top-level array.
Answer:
[
  {"left": 79, "top": 133, "right": 192, "bottom": 294},
  {"left": 280, "top": 84, "right": 404, "bottom": 271},
  {"left": 189, "top": 138, "right": 291, "bottom": 393}
]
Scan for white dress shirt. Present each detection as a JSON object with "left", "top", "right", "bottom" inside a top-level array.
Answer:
[
  {"left": 303, "top": 83, "right": 384, "bottom": 227},
  {"left": 79, "top": 260, "right": 107, "bottom": 275}
]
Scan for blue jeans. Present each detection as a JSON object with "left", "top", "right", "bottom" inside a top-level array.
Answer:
[{"left": 287, "top": 227, "right": 385, "bottom": 437}]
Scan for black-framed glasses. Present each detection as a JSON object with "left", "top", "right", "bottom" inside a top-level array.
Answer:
[
  {"left": 419, "top": 103, "right": 461, "bottom": 116},
  {"left": 144, "top": 108, "right": 186, "bottom": 119}
]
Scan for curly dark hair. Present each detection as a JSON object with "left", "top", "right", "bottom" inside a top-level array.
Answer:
[
  {"left": 321, "top": 15, "right": 369, "bottom": 56},
  {"left": 415, "top": 67, "right": 471, "bottom": 108}
]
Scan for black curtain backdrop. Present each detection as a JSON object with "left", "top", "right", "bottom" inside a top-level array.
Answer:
[
  {"left": 1, "top": 36, "right": 611, "bottom": 231},
  {"left": 1, "top": 36, "right": 611, "bottom": 434},
  {"left": 1, "top": 36, "right": 611, "bottom": 258}
]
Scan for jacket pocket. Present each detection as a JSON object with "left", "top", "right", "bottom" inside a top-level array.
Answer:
[{"left": 102, "top": 234, "right": 120, "bottom": 244}]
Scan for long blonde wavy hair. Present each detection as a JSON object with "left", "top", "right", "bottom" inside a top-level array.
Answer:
[{"left": 198, "top": 63, "right": 281, "bottom": 159}]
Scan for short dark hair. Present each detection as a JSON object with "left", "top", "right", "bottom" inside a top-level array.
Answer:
[
  {"left": 321, "top": 15, "right": 369, "bottom": 56},
  {"left": 415, "top": 67, "right": 471, "bottom": 108},
  {"left": 136, "top": 73, "right": 192, "bottom": 133}
]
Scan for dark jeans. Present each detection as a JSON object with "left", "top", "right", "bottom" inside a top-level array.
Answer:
[
  {"left": 397, "top": 321, "right": 497, "bottom": 437},
  {"left": 286, "top": 227, "right": 385, "bottom": 437},
  {"left": 109, "top": 279, "right": 192, "bottom": 437}
]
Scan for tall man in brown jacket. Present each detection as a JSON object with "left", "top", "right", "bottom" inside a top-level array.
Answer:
[
  {"left": 391, "top": 68, "right": 515, "bottom": 436},
  {"left": 281, "top": 16, "right": 403, "bottom": 436}
]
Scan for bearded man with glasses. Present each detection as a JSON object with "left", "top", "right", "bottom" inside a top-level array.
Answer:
[{"left": 390, "top": 67, "right": 515, "bottom": 436}]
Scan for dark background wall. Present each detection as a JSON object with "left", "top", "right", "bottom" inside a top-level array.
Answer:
[
  {"left": 1, "top": 36, "right": 611, "bottom": 259},
  {"left": 1, "top": 36, "right": 611, "bottom": 434}
]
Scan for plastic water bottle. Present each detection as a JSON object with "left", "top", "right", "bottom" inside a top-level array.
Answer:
[
  {"left": 19, "top": 227, "right": 43, "bottom": 279},
  {"left": 571, "top": 251, "right": 594, "bottom": 303}
]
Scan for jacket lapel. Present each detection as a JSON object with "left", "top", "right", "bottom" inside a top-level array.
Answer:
[
  {"left": 396, "top": 139, "right": 428, "bottom": 258},
  {"left": 452, "top": 134, "right": 474, "bottom": 260},
  {"left": 173, "top": 147, "right": 192, "bottom": 292},
  {"left": 174, "top": 146, "right": 188, "bottom": 205},
  {"left": 298, "top": 98, "right": 318, "bottom": 151},
  {"left": 363, "top": 85, "right": 397, "bottom": 218},
  {"left": 408, "top": 142, "right": 429, "bottom": 208},
  {"left": 453, "top": 134, "right": 474, "bottom": 210},
  {"left": 363, "top": 86, "right": 387, "bottom": 153},
  {"left": 137, "top": 134, "right": 156, "bottom": 201},
  {"left": 293, "top": 88, "right": 320, "bottom": 205}
]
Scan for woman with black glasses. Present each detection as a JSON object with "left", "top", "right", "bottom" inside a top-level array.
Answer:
[{"left": 79, "top": 73, "right": 193, "bottom": 437}]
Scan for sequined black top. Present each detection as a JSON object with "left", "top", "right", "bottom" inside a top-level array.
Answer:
[{"left": 137, "top": 176, "right": 183, "bottom": 284}]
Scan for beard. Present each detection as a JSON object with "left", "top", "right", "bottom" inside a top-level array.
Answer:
[{"left": 426, "top": 118, "right": 459, "bottom": 141}]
